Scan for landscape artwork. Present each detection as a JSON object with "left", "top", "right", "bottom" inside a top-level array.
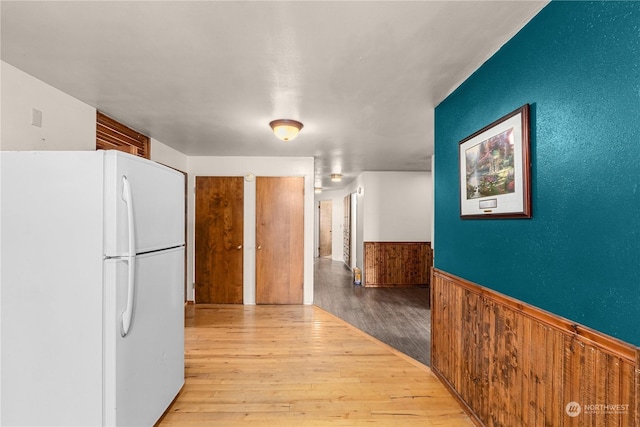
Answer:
[{"left": 465, "top": 127, "right": 515, "bottom": 200}]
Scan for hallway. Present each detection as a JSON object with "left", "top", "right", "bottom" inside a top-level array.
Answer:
[{"left": 313, "top": 258, "right": 431, "bottom": 366}]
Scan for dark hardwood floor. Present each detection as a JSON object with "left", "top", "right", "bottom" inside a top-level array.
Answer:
[{"left": 313, "top": 257, "right": 431, "bottom": 366}]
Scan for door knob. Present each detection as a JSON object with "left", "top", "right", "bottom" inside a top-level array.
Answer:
[
  {"left": 257, "top": 245, "right": 262, "bottom": 250},
  {"left": 237, "top": 245, "right": 242, "bottom": 250}
]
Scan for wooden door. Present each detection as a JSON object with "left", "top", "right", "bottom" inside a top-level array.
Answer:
[
  {"left": 256, "top": 177, "right": 304, "bottom": 304},
  {"left": 319, "top": 200, "right": 332, "bottom": 257},
  {"left": 343, "top": 194, "right": 351, "bottom": 267},
  {"left": 195, "top": 177, "right": 244, "bottom": 303}
]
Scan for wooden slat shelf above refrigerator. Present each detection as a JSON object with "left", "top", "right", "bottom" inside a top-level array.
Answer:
[{"left": 97, "top": 111, "right": 150, "bottom": 159}]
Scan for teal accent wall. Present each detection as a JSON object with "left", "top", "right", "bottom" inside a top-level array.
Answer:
[{"left": 434, "top": 1, "right": 640, "bottom": 345}]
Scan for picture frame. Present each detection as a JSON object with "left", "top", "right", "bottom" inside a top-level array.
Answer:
[{"left": 459, "top": 104, "right": 531, "bottom": 219}]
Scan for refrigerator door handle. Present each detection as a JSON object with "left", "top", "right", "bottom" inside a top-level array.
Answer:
[
  {"left": 121, "top": 256, "right": 137, "bottom": 337},
  {"left": 121, "top": 175, "right": 137, "bottom": 337},
  {"left": 121, "top": 175, "right": 136, "bottom": 257}
]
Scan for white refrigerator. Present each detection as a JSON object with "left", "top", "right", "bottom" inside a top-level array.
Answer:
[{"left": 0, "top": 151, "right": 185, "bottom": 426}]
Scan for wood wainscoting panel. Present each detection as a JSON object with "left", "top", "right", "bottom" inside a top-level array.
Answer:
[
  {"left": 431, "top": 268, "right": 638, "bottom": 427},
  {"left": 363, "top": 242, "right": 432, "bottom": 287}
]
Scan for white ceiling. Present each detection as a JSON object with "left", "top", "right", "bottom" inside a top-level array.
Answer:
[{"left": 1, "top": 1, "right": 547, "bottom": 190}]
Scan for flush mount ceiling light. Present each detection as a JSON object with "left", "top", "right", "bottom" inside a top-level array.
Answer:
[
  {"left": 331, "top": 174, "right": 342, "bottom": 182},
  {"left": 269, "top": 119, "right": 303, "bottom": 142}
]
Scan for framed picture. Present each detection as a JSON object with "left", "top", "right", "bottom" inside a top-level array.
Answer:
[{"left": 459, "top": 104, "right": 531, "bottom": 219}]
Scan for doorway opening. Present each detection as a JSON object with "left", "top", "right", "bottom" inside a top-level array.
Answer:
[{"left": 319, "top": 200, "right": 332, "bottom": 258}]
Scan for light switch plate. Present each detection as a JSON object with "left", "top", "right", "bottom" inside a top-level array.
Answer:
[{"left": 31, "top": 108, "right": 42, "bottom": 127}]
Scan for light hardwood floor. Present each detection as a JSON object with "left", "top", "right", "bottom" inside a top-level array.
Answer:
[{"left": 157, "top": 304, "right": 472, "bottom": 426}]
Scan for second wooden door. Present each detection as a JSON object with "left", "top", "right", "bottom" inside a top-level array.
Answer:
[
  {"left": 319, "top": 200, "right": 332, "bottom": 257},
  {"left": 256, "top": 177, "right": 304, "bottom": 304},
  {"left": 195, "top": 176, "right": 244, "bottom": 303}
]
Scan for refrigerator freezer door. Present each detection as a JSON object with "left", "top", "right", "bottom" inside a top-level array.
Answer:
[
  {"left": 104, "top": 247, "right": 185, "bottom": 426},
  {"left": 103, "top": 151, "right": 185, "bottom": 257}
]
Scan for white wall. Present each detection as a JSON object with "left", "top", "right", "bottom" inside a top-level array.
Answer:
[
  {"left": 187, "top": 156, "right": 315, "bottom": 305},
  {"left": 1, "top": 61, "right": 96, "bottom": 151},
  {"left": 347, "top": 174, "right": 366, "bottom": 273},
  {"left": 150, "top": 138, "right": 188, "bottom": 172},
  {"left": 360, "top": 171, "right": 432, "bottom": 242}
]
